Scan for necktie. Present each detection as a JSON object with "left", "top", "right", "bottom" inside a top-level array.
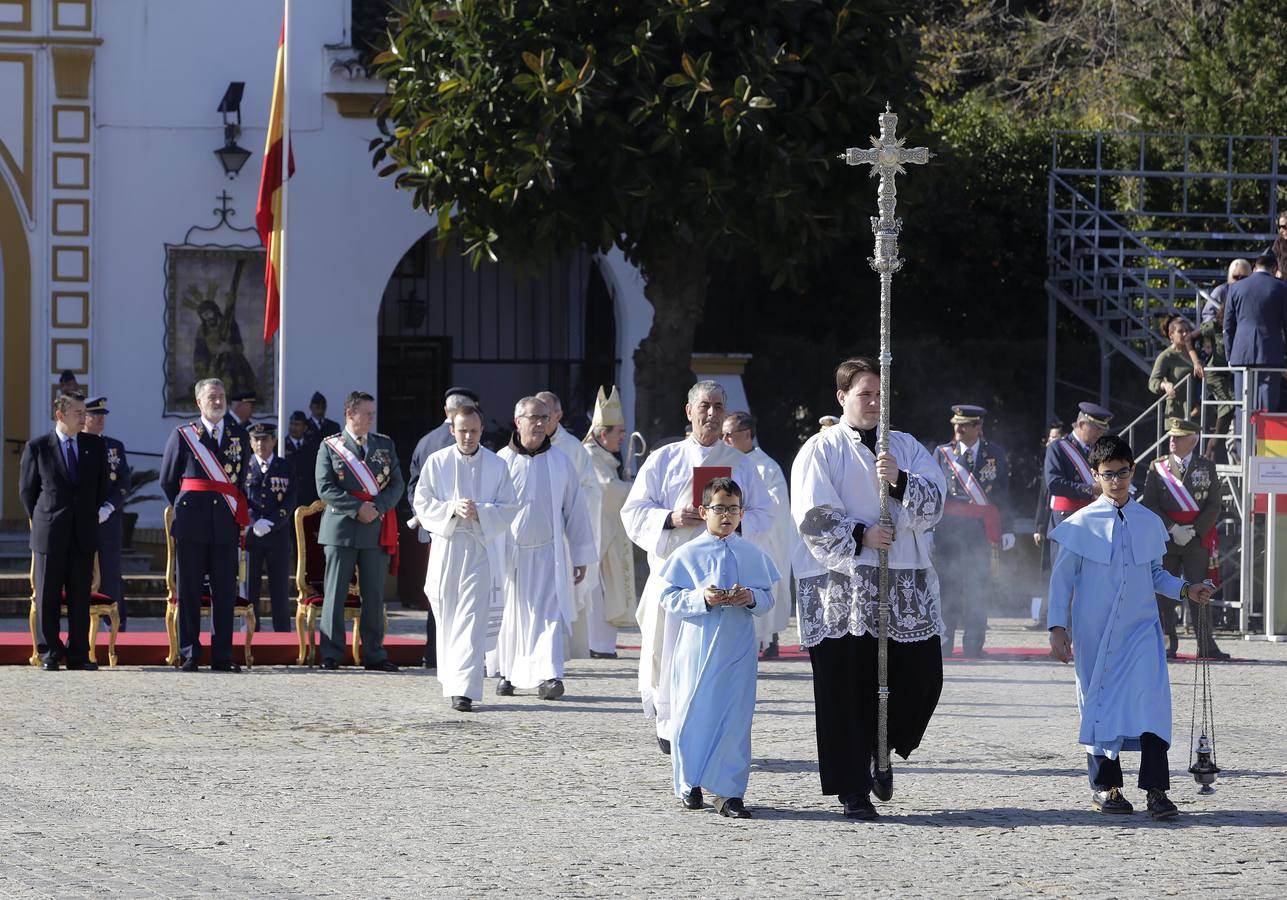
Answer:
[
  {"left": 63, "top": 437, "right": 78, "bottom": 483},
  {"left": 356, "top": 435, "right": 367, "bottom": 459}
]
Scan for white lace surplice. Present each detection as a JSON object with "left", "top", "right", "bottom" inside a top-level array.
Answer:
[{"left": 790, "top": 426, "right": 946, "bottom": 647}]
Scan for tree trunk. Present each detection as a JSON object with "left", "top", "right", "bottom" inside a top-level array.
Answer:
[{"left": 632, "top": 241, "right": 709, "bottom": 447}]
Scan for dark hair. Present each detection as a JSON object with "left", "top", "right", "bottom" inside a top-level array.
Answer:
[
  {"left": 344, "top": 391, "right": 375, "bottom": 415},
  {"left": 835, "top": 357, "right": 878, "bottom": 392},
  {"left": 53, "top": 391, "right": 85, "bottom": 416},
  {"left": 1161, "top": 314, "right": 1189, "bottom": 338},
  {"left": 1048, "top": 418, "right": 1067, "bottom": 433},
  {"left": 1088, "top": 435, "right": 1133, "bottom": 469},
  {"left": 701, "top": 476, "right": 742, "bottom": 506},
  {"left": 58, "top": 370, "right": 78, "bottom": 386},
  {"left": 723, "top": 411, "right": 756, "bottom": 438},
  {"left": 1255, "top": 252, "right": 1277, "bottom": 272}
]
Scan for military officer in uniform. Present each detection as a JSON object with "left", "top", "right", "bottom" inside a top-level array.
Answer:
[
  {"left": 307, "top": 391, "right": 342, "bottom": 439},
  {"left": 160, "top": 377, "right": 252, "bottom": 672},
  {"left": 283, "top": 410, "right": 319, "bottom": 507},
  {"left": 226, "top": 391, "right": 257, "bottom": 430},
  {"left": 933, "top": 405, "right": 1013, "bottom": 657},
  {"left": 315, "top": 390, "right": 405, "bottom": 670},
  {"left": 1140, "top": 418, "right": 1229, "bottom": 660},
  {"left": 84, "top": 397, "right": 131, "bottom": 630},
  {"left": 1044, "top": 402, "right": 1112, "bottom": 532},
  {"left": 245, "top": 423, "right": 297, "bottom": 632}
]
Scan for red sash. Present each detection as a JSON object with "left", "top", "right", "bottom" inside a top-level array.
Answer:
[
  {"left": 1051, "top": 496, "right": 1091, "bottom": 513},
  {"left": 179, "top": 478, "right": 251, "bottom": 528},
  {"left": 323, "top": 435, "right": 399, "bottom": 575},
  {"left": 943, "top": 499, "right": 1002, "bottom": 546},
  {"left": 1164, "top": 510, "right": 1219, "bottom": 552},
  {"left": 351, "top": 487, "right": 400, "bottom": 575}
]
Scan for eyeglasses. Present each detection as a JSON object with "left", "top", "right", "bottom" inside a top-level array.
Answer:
[
  {"left": 1095, "top": 466, "right": 1133, "bottom": 482},
  {"left": 1278, "top": 222, "right": 1287, "bottom": 230},
  {"left": 706, "top": 505, "right": 742, "bottom": 515},
  {"left": 519, "top": 414, "right": 549, "bottom": 422}
]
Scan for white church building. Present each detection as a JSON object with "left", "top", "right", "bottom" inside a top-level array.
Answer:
[{"left": 0, "top": 0, "right": 755, "bottom": 526}]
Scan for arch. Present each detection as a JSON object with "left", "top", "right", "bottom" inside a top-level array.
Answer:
[{"left": 0, "top": 173, "right": 32, "bottom": 520}]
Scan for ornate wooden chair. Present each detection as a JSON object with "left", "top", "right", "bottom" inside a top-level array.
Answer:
[
  {"left": 162, "top": 506, "right": 257, "bottom": 667},
  {"left": 293, "top": 499, "right": 380, "bottom": 666},
  {"left": 26, "top": 526, "right": 120, "bottom": 667}
]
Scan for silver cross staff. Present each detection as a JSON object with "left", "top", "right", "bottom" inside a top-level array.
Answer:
[{"left": 840, "top": 103, "right": 931, "bottom": 801}]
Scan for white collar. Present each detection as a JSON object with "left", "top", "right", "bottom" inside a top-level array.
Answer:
[
  {"left": 1171, "top": 451, "right": 1193, "bottom": 471},
  {"left": 255, "top": 453, "right": 275, "bottom": 467},
  {"left": 344, "top": 428, "right": 364, "bottom": 444},
  {"left": 201, "top": 416, "right": 223, "bottom": 435},
  {"left": 54, "top": 424, "right": 76, "bottom": 442},
  {"left": 957, "top": 439, "right": 979, "bottom": 457}
]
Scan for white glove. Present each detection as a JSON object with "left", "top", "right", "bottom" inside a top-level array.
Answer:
[
  {"left": 1169, "top": 524, "right": 1195, "bottom": 547},
  {"left": 252, "top": 518, "right": 272, "bottom": 538},
  {"left": 1000, "top": 533, "right": 1015, "bottom": 551},
  {"left": 97, "top": 503, "right": 113, "bottom": 524},
  {"left": 406, "top": 516, "right": 419, "bottom": 530}
]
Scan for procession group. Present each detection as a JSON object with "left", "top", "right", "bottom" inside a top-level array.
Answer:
[{"left": 20, "top": 355, "right": 1217, "bottom": 821}]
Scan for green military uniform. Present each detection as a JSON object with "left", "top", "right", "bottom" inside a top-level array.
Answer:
[
  {"left": 1195, "top": 318, "right": 1235, "bottom": 433},
  {"left": 315, "top": 429, "right": 405, "bottom": 665},
  {"left": 1139, "top": 419, "right": 1226, "bottom": 658},
  {"left": 1148, "top": 345, "right": 1195, "bottom": 420}
]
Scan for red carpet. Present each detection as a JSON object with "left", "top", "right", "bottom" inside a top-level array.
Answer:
[
  {"left": 620, "top": 643, "right": 1238, "bottom": 664},
  {"left": 0, "top": 630, "right": 426, "bottom": 667}
]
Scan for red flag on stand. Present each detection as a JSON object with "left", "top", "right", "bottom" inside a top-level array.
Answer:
[{"left": 256, "top": 19, "right": 295, "bottom": 342}]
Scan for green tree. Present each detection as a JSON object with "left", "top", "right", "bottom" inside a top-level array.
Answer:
[{"left": 370, "top": 0, "right": 921, "bottom": 441}]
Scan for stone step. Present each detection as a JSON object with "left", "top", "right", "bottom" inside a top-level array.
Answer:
[{"left": 0, "top": 550, "right": 155, "bottom": 574}]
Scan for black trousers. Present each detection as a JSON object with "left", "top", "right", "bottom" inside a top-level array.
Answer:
[
  {"left": 936, "top": 524, "right": 990, "bottom": 655},
  {"left": 176, "top": 539, "right": 238, "bottom": 665},
  {"left": 1156, "top": 544, "right": 1222, "bottom": 655},
  {"left": 247, "top": 531, "right": 292, "bottom": 631},
  {"left": 807, "top": 633, "right": 943, "bottom": 798},
  {"left": 1087, "top": 732, "right": 1170, "bottom": 791},
  {"left": 32, "top": 547, "right": 94, "bottom": 664}
]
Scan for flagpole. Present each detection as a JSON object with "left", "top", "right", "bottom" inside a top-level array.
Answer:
[{"left": 276, "top": 0, "right": 290, "bottom": 440}]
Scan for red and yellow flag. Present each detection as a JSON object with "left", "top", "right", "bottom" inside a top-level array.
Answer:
[{"left": 256, "top": 19, "right": 295, "bottom": 343}]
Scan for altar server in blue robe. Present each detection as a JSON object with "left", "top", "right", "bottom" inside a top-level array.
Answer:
[
  {"left": 659, "top": 477, "right": 780, "bottom": 819},
  {"left": 1048, "top": 435, "right": 1214, "bottom": 820}
]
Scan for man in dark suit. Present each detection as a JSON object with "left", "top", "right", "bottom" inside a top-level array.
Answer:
[
  {"left": 282, "top": 410, "right": 319, "bottom": 507},
  {"left": 306, "top": 391, "right": 341, "bottom": 439},
  {"left": 225, "top": 390, "right": 257, "bottom": 431},
  {"left": 19, "top": 392, "right": 110, "bottom": 670},
  {"left": 160, "top": 377, "right": 251, "bottom": 672},
  {"left": 245, "top": 423, "right": 297, "bottom": 632},
  {"left": 933, "top": 404, "right": 1014, "bottom": 658},
  {"left": 1224, "top": 252, "right": 1287, "bottom": 413},
  {"left": 84, "top": 396, "right": 131, "bottom": 630},
  {"left": 1140, "top": 418, "right": 1229, "bottom": 660}
]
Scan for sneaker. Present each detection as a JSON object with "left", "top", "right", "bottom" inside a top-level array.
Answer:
[
  {"left": 1146, "top": 789, "right": 1179, "bottom": 820},
  {"left": 1091, "top": 787, "right": 1134, "bottom": 814},
  {"left": 495, "top": 678, "right": 515, "bottom": 696}
]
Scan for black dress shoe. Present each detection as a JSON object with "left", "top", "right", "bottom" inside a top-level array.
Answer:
[
  {"left": 41, "top": 659, "right": 60, "bottom": 671},
  {"left": 210, "top": 662, "right": 241, "bottom": 673},
  {"left": 870, "top": 759, "right": 894, "bottom": 802},
  {"left": 589, "top": 650, "right": 618, "bottom": 659},
  {"left": 681, "top": 787, "right": 703, "bottom": 810},
  {"left": 180, "top": 658, "right": 199, "bottom": 672},
  {"left": 65, "top": 661, "right": 99, "bottom": 671},
  {"left": 658, "top": 737, "right": 671, "bottom": 756},
  {"left": 842, "top": 793, "right": 879, "bottom": 820},
  {"left": 495, "top": 678, "right": 515, "bottom": 696},
  {"left": 537, "top": 678, "right": 565, "bottom": 700},
  {"left": 321, "top": 659, "right": 340, "bottom": 670},
  {"left": 451, "top": 696, "right": 473, "bottom": 712},
  {"left": 1146, "top": 789, "right": 1179, "bottom": 820},
  {"left": 1091, "top": 787, "right": 1134, "bottom": 814},
  {"left": 1165, "top": 648, "right": 1178, "bottom": 660},
  {"left": 1198, "top": 647, "right": 1231, "bottom": 661},
  {"left": 761, "top": 639, "right": 780, "bottom": 660},
  {"left": 363, "top": 660, "right": 399, "bottom": 672},
  {"left": 714, "top": 796, "right": 752, "bottom": 819}
]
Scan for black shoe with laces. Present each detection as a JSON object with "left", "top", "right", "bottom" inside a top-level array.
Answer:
[
  {"left": 1091, "top": 787, "right": 1134, "bottom": 814},
  {"left": 1146, "top": 789, "right": 1179, "bottom": 820},
  {"left": 680, "top": 787, "right": 703, "bottom": 810},
  {"left": 841, "top": 793, "right": 879, "bottom": 820},
  {"left": 495, "top": 678, "right": 514, "bottom": 696}
]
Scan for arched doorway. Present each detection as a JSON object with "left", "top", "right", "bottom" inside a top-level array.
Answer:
[{"left": 376, "top": 232, "right": 619, "bottom": 464}]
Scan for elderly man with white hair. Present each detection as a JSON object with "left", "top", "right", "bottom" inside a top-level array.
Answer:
[
  {"left": 496, "top": 396, "right": 597, "bottom": 700},
  {"left": 621, "top": 381, "right": 772, "bottom": 754}
]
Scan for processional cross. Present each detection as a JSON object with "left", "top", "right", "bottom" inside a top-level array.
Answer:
[{"left": 840, "top": 103, "right": 931, "bottom": 800}]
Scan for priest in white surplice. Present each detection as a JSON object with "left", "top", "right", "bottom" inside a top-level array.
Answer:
[
  {"left": 411, "top": 406, "right": 517, "bottom": 713},
  {"left": 496, "top": 396, "right": 597, "bottom": 700},
  {"left": 582, "top": 386, "right": 638, "bottom": 657},
  {"left": 535, "top": 390, "right": 602, "bottom": 660},
  {"left": 621, "top": 381, "right": 772, "bottom": 754},
  {"left": 722, "top": 411, "right": 799, "bottom": 657}
]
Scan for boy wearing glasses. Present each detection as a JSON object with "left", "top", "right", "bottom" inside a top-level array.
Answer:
[
  {"left": 1048, "top": 435, "right": 1214, "bottom": 819},
  {"left": 659, "top": 477, "right": 780, "bottom": 818}
]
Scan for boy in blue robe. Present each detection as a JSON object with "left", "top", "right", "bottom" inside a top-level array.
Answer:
[
  {"left": 660, "top": 477, "right": 780, "bottom": 818},
  {"left": 1048, "top": 435, "right": 1214, "bottom": 820}
]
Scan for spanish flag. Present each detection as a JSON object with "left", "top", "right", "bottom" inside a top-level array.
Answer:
[
  {"left": 1253, "top": 413, "right": 1287, "bottom": 514},
  {"left": 256, "top": 18, "right": 294, "bottom": 343}
]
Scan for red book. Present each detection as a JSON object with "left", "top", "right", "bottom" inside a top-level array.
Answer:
[{"left": 692, "top": 466, "right": 733, "bottom": 507}]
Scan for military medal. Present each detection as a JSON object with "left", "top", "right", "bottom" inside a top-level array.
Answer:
[
  {"left": 224, "top": 463, "right": 234, "bottom": 474},
  {"left": 277, "top": 492, "right": 284, "bottom": 501},
  {"left": 109, "top": 472, "right": 117, "bottom": 480}
]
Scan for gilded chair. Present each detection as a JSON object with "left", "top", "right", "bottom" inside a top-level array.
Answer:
[
  {"left": 293, "top": 499, "right": 381, "bottom": 666},
  {"left": 162, "top": 505, "right": 257, "bottom": 667},
  {"left": 27, "top": 525, "right": 120, "bottom": 667}
]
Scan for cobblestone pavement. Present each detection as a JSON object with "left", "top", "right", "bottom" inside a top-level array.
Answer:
[{"left": 1, "top": 618, "right": 1283, "bottom": 898}]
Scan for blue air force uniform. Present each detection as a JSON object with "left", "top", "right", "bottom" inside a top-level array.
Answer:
[
  {"left": 282, "top": 412, "right": 320, "bottom": 508},
  {"left": 932, "top": 405, "right": 1012, "bottom": 657},
  {"left": 160, "top": 417, "right": 251, "bottom": 667},
  {"left": 245, "top": 426, "right": 297, "bottom": 632},
  {"left": 87, "top": 397, "right": 131, "bottom": 628}
]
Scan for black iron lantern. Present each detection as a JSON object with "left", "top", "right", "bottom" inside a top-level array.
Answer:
[{"left": 215, "top": 82, "right": 251, "bottom": 178}]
